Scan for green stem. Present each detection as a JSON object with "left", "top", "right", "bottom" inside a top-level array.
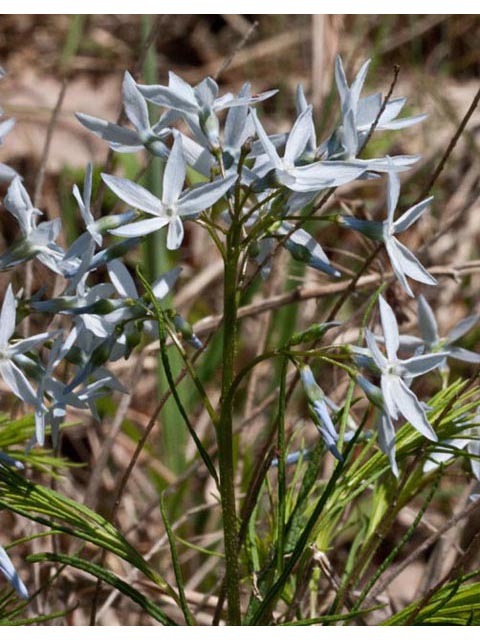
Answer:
[
  {"left": 217, "top": 219, "right": 242, "bottom": 625},
  {"left": 276, "top": 356, "right": 288, "bottom": 575}
]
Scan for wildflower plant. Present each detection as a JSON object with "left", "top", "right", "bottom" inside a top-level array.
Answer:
[{"left": 0, "top": 49, "right": 479, "bottom": 628}]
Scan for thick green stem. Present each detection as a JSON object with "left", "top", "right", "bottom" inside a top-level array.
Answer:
[{"left": 217, "top": 220, "right": 242, "bottom": 625}]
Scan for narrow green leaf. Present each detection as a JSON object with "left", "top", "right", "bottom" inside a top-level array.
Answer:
[{"left": 27, "top": 553, "right": 176, "bottom": 625}]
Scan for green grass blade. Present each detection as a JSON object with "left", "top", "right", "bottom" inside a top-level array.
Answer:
[
  {"left": 27, "top": 552, "right": 176, "bottom": 625},
  {"left": 160, "top": 493, "right": 196, "bottom": 625}
]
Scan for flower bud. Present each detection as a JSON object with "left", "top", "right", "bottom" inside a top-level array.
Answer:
[
  {"left": 96, "top": 210, "right": 137, "bottom": 234},
  {"left": 299, "top": 364, "right": 342, "bottom": 461},
  {"left": 91, "top": 334, "right": 117, "bottom": 368},
  {"left": 125, "top": 321, "right": 142, "bottom": 357},
  {"left": 173, "top": 314, "right": 203, "bottom": 349},
  {"left": 299, "top": 364, "right": 324, "bottom": 404},
  {"left": 289, "top": 322, "right": 341, "bottom": 346},
  {"left": 356, "top": 375, "right": 384, "bottom": 411},
  {"left": 200, "top": 109, "right": 220, "bottom": 149}
]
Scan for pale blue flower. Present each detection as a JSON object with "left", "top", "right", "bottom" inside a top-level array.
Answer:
[
  {"left": 62, "top": 237, "right": 141, "bottom": 280},
  {"left": 137, "top": 72, "right": 276, "bottom": 148},
  {"left": 341, "top": 168, "right": 436, "bottom": 296},
  {"left": 299, "top": 364, "right": 342, "bottom": 460},
  {"left": 62, "top": 164, "right": 137, "bottom": 268},
  {"left": 251, "top": 107, "right": 366, "bottom": 193},
  {"left": 36, "top": 331, "right": 127, "bottom": 446},
  {"left": 295, "top": 77, "right": 421, "bottom": 175},
  {"left": 0, "top": 177, "right": 64, "bottom": 273},
  {"left": 58, "top": 261, "right": 180, "bottom": 391},
  {"left": 273, "top": 221, "right": 340, "bottom": 277},
  {"left": 104, "top": 134, "right": 235, "bottom": 249},
  {"left": 105, "top": 259, "right": 181, "bottom": 324},
  {"left": 0, "top": 284, "right": 53, "bottom": 444},
  {"left": 364, "top": 295, "right": 446, "bottom": 441},
  {"left": 76, "top": 71, "right": 171, "bottom": 157},
  {"left": 424, "top": 431, "right": 480, "bottom": 480},
  {"left": 176, "top": 82, "right": 258, "bottom": 178},
  {"left": 357, "top": 374, "right": 399, "bottom": 477},
  {"left": 107, "top": 261, "right": 200, "bottom": 349},
  {"left": 0, "top": 544, "right": 28, "bottom": 599},
  {"left": 324, "top": 55, "right": 427, "bottom": 161},
  {"left": 399, "top": 295, "right": 480, "bottom": 365}
]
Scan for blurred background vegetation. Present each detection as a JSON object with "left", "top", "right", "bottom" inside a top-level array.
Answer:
[{"left": 0, "top": 14, "right": 479, "bottom": 624}]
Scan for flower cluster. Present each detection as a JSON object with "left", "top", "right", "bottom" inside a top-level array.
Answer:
[{"left": 0, "top": 55, "right": 478, "bottom": 599}]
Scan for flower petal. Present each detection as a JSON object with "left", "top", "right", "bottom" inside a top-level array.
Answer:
[
  {"left": 76, "top": 113, "right": 142, "bottom": 148},
  {"left": 417, "top": 294, "right": 439, "bottom": 344},
  {"left": 389, "top": 376, "right": 437, "bottom": 441},
  {"left": 381, "top": 374, "right": 399, "bottom": 420},
  {"left": 122, "top": 71, "right": 150, "bottom": 132},
  {"left": 401, "top": 353, "right": 447, "bottom": 378},
  {"left": 4, "top": 177, "right": 35, "bottom": 236},
  {"left": 110, "top": 217, "right": 169, "bottom": 238},
  {"left": 166, "top": 216, "right": 185, "bottom": 250},
  {"left": 151, "top": 266, "right": 181, "bottom": 300},
  {"left": 391, "top": 238, "right": 437, "bottom": 286},
  {"left": 0, "top": 283, "right": 16, "bottom": 347},
  {"left": 8, "top": 332, "right": 52, "bottom": 356},
  {"left": 292, "top": 160, "right": 365, "bottom": 187},
  {"left": 284, "top": 106, "right": 314, "bottom": 165},
  {"left": 250, "top": 108, "right": 282, "bottom": 170},
  {"left": 393, "top": 196, "right": 433, "bottom": 234},
  {"left": 107, "top": 259, "right": 138, "bottom": 299},
  {"left": 137, "top": 81, "right": 198, "bottom": 114},
  {"left": 0, "top": 359, "right": 37, "bottom": 405},
  {"left": 224, "top": 83, "right": 251, "bottom": 150},
  {"left": 377, "top": 412, "right": 399, "bottom": 477},
  {"left": 0, "top": 545, "right": 28, "bottom": 599},
  {"left": 386, "top": 170, "right": 400, "bottom": 226},
  {"left": 379, "top": 295, "right": 399, "bottom": 361},
  {"left": 101, "top": 174, "right": 162, "bottom": 215},
  {"left": 162, "top": 134, "right": 186, "bottom": 206},
  {"left": 385, "top": 237, "right": 414, "bottom": 297},
  {"left": 448, "top": 315, "right": 479, "bottom": 343},
  {"left": 177, "top": 175, "right": 235, "bottom": 218},
  {"left": 365, "top": 328, "right": 388, "bottom": 370},
  {"left": 448, "top": 347, "right": 480, "bottom": 364}
]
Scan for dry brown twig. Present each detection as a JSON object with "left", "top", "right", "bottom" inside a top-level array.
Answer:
[{"left": 135, "top": 259, "right": 480, "bottom": 358}]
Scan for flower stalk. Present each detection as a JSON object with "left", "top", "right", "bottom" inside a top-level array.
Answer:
[{"left": 217, "top": 209, "right": 242, "bottom": 625}]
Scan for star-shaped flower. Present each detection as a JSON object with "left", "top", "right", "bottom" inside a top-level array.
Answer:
[
  {"left": 0, "top": 284, "right": 53, "bottom": 443},
  {"left": 76, "top": 71, "right": 171, "bottom": 157},
  {"left": 137, "top": 72, "right": 276, "bottom": 149},
  {"left": 0, "top": 177, "right": 64, "bottom": 273},
  {"left": 324, "top": 55, "right": 427, "bottom": 161},
  {"left": 423, "top": 411, "right": 480, "bottom": 480},
  {"left": 399, "top": 294, "right": 480, "bottom": 365},
  {"left": 251, "top": 107, "right": 366, "bottom": 193},
  {"left": 104, "top": 134, "right": 235, "bottom": 250},
  {"left": 341, "top": 169, "right": 437, "bottom": 296},
  {"left": 61, "top": 164, "right": 136, "bottom": 269},
  {"left": 363, "top": 295, "right": 446, "bottom": 441}
]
